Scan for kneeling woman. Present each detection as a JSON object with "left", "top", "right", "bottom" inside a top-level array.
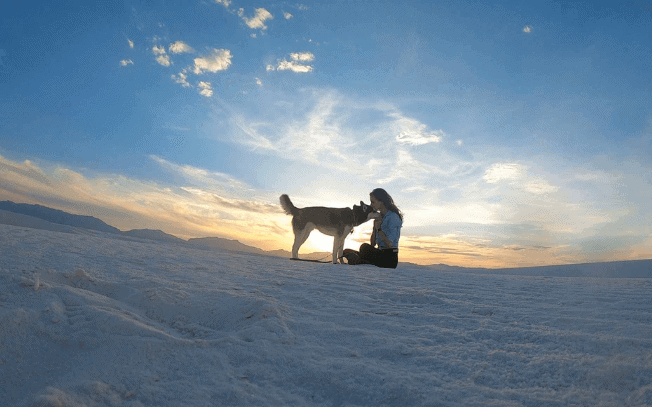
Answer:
[{"left": 347, "top": 188, "right": 403, "bottom": 269}]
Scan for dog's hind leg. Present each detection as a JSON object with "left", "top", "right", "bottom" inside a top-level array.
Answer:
[{"left": 291, "top": 227, "right": 312, "bottom": 259}]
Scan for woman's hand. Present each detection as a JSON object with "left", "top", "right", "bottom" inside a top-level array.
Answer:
[{"left": 373, "top": 217, "right": 382, "bottom": 230}]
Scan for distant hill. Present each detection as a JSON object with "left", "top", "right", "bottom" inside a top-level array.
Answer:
[
  {"left": 265, "top": 249, "right": 291, "bottom": 258},
  {"left": 0, "top": 201, "right": 121, "bottom": 234},
  {"left": 0, "top": 209, "right": 77, "bottom": 234},
  {"left": 429, "top": 259, "right": 652, "bottom": 278},
  {"left": 123, "top": 229, "right": 185, "bottom": 244},
  {"left": 187, "top": 237, "right": 266, "bottom": 255},
  {"left": 497, "top": 259, "right": 652, "bottom": 278},
  {"left": 0, "top": 200, "right": 372, "bottom": 262}
]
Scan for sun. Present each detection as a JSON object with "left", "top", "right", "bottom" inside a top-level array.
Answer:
[
  {"left": 301, "top": 226, "right": 373, "bottom": 254},
  {"left": 303, "top": 232, "right": 336, "bottom": 253}
]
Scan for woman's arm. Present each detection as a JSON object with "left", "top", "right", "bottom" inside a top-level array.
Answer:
[
  {"left": 376, "top": 229, "right": 393, "bottom": 248},
  {"left": 378, "top": 212, "right": 401, "bottom": 248},
  {"left": 370, "top": 214, "right": 382, "bottom": 247}
]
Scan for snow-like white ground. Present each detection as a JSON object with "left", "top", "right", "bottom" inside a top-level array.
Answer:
[{"left": 1, "top": 223, "right": 651, "bottom": 407}]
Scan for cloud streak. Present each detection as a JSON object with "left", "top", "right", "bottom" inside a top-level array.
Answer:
[
  {"left": 224, "top": 90, "right": 473, "bottom": 182},
  {"left": 268, "top": 52, "right": 315, "bottom": 73},
  {"left": 193, "top": 49, "right": 232, "bottom": 74},
  {"left": 171, "top": 71, "right": 190, "bottom": 87},
  {"left": 1, "top": 151, "right": 650, "bottom": 266},
  {"left": 198, "top": 81, "right": 213, "bottom": 97},
  {"left": 483, "top": 163, "right": 559, "bottom": 195},
  {"left": 152, "top": 45, "right": 171, "bottom": 66},
  {"left": 389, "top": 112, "right": 445, "bottom": 146},
  {"left": 169, "top": 41, "right": 194, "bottom": 54},
  {"left": 238, "top": 8, "right": 273, "bottom": 30},
  {"left": 0, "top": 153, "right": 290, "bottom": 248},
  {"left": 214, "top": 0, "right": 231, "bottom": 9}
]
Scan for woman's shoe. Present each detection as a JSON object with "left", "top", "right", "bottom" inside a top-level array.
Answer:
[{"left": 340, "top": 249, "right": 362, "bottom": 265}]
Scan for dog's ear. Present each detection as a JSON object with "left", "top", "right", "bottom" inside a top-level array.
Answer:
[{"left": 360, "top": 201, "right": 368, "bottom": 212}]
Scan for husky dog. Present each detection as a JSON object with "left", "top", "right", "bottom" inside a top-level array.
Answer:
[{"left": 279, "top": 194, "right": 376, "bottom": 264}]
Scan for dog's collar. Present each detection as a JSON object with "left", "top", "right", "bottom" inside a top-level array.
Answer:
[
  {"left": 352, "top": 208, "right": 360, "bottom": 226},
  {"left": 352, "top": 207, "right": 366, "bottom": 227}
]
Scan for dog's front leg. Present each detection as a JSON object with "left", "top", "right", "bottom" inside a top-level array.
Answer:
[
  {"left": 333, "top": 234, "right": 346, "bottom": 264},
  {"left": 333, "top": 233, "right": 346, "bottom": 264}
]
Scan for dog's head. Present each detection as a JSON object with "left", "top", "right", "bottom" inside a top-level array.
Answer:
[{"left": 352, "top": 201, "right": 377, "bottom": 226}]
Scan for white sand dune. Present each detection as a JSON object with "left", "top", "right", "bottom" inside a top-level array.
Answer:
[{"left": 1, "top": 223, "right": 651, "bottom": 406}]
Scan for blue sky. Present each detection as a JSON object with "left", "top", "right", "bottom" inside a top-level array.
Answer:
[{"left": 1, "top": 0, "right": 651, "bottom": 267}]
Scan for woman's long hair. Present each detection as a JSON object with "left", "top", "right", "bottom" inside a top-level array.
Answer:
[{"left": 371, "top": 188, "right": 403, "bottom": 221}]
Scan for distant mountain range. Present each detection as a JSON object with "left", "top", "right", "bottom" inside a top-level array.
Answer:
[
  {"left": 1, "top": 200, "right": 650, "bottom": 274},
  {"left": 0, "top": 200, "right": 330, "bottom": 260},
  {"left": 0, "top": 201, "right": 120, "bottom": 234},
  {"left": 122, "top": 229, "right": 185, "bottom": 244},
  {"left": 187, "top": 236, "right": 265, "bottom": 254}
]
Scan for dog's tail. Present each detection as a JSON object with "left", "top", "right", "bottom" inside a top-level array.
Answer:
[{"left": 279, "top": 194, "right": 299, "bottom": 216}]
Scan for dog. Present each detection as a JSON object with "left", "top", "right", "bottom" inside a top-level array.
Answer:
[{"left": 279, "top": 194, "right": 376, "bottom": 264}]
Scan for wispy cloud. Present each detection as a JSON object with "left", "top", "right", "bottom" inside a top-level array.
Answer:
[
  {"left": 169, "top": 47, "right": 229, "bottom": 90},
  {"left": 152, "top": 45, "right": 171, "bottom": 66},
  {"left": 524, "top": 178, "right": 558, "bottom": 194},
  {"left": 276, "top": 60, "right": 313, "bottom": 73},
  {"left": 169, "top": 41, "right": 194, "bottom": 54},
  {"left": 171, "top": 70, "right": 191, "bottom": 87},
  {"left": 238, "top": 8, "right": 273, "bottom": 30},
  {"left": 483, "top": 163, "right": 558, "bottom": 195},
  {"left": 214, "top": 0, "right": 231, "bottom": 9},
  {"left": 483, "top": 163, "right": 526, "bottom": 184},
  {"left": 120, "top": 59, "right": 134, "bottom": 66},
  {"left": 225, "top": 91, "right": 462, "bottom": 180},
  {"left": 152, "top": 45, "right": 165, "bottom": 55},
  {"left": 181, "top": 187, "right": 282, "bottom": 214},
  {"left": 230, "top": 116, "right": 278, "bottom": 151},
  {"left": 378, "top": 149, "right": 446, "bottom": 184},
  {"left": 271, "top": 52, "right": 315, "bottom": 73},
  {"left": 149, "top": 155, "right": 253, "bottom": 192},
  {"left": 192, "top": 48, "right": 232, "bottom": 74},
  {"left": 290, "top": 52, "right": 314, "bottom": 62},
  {"left": 284, "top": 12, "right": 293, "bottom": 19},
  {"left": 399, "top": 234, "right": 568, "bottom": 268},
  {"left": 390, "top": 113, "right": 445, "bottom": 146},
  {"left": 128, "top": 39, "right": 134, "bottom": 49},
  {"left": 523, "top": 25, "right": 532, "bottom": 33},
  {"left": 198, "top": 81, "right": 213, "bottom": 97}
]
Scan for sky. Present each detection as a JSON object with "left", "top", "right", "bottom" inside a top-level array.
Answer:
[{"left": 0, "top": 0, "right": 651, "bottom": 267}]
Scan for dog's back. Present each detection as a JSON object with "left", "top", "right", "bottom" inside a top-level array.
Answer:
[{"left": 280, "top": 194, "right": 349, "bottom": 232}]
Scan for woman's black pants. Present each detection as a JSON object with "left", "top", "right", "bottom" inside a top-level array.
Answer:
[{"left": 359, "top": 243, "right": 398, "bottom": 269}]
